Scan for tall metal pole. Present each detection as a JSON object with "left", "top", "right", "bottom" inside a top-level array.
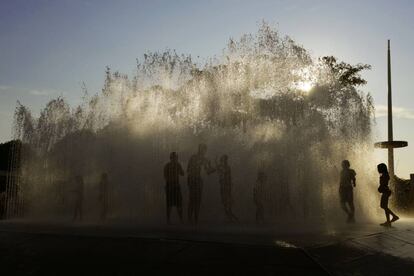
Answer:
[
  {"left": 375, "top": 40, "right": 407, "bottom": 181},
  {"left": 388, "top": 40, "right": 395, "bottom": 176}
]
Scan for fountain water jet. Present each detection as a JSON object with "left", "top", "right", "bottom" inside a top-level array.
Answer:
[{"left": 10, "top": 22, "right": 379, "bottom": 230}]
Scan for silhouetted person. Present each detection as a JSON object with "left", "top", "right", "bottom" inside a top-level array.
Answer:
[
  {"left": 73, "top": 175, "right": 84, "bottom": 221},
  {"left": 99, "top": 173, "right": 109, "bottom": 221},
  {"left": 187, "top": 144, "right": 214, "bottom": 224},
  {"left": 339, "top": 160, "right": 356, "bottom": 223},
  {"left": 254, "top": 170, "right": 266, "bottom": 224},
  {"left": 377, "top": 163, "right": 399, "bottom": 227},
  {"left": 214, "top": 155, "right": 238, "bottom": 222},
  {"left": 164, "top": 152, "right": 184, "bottom": 224}
]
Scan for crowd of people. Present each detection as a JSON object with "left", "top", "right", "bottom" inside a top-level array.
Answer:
[
  {"left": 164, "top": 144, "right": 241, "bottom": 225},
  {"left": 69, "top": 143, "right": 399, "bottom": 227},
  {"left": 163, "top": 144, "right": 400, "bottom": 227}
]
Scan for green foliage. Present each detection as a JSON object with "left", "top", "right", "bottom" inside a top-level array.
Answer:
[{"left": 320, "top": 56, "right": 371, "bottom": 87}]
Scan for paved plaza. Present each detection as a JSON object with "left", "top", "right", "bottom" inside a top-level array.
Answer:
[{"left": 1, "top": 219, "right": 414, "bottom": 275}]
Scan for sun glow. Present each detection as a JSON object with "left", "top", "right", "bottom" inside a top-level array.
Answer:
[
  {"left": 292, "top": 67, "right": 316, "bottom": 93},
  {"left": 296, "top": 81, "right": 314, "bottom": 92}
]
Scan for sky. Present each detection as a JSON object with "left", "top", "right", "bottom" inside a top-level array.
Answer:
[{"left": 0, "top": 0, "right": 413, "bottom": 177}]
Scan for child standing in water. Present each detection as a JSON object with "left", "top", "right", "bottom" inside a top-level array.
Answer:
[
  {"left": 377, "top": 163, "right": 399, "bottom": 227},
  {"left": 254, "top": 170, "right": 266, "bottom": 224},
  {"left": 339, "top": 160, "right": 356, "bottom": 223},
  {"left": 215, "top": 155, "right": 238, "bottom": 222},
  {"left": 164, "top": 152, "right": 184, "bottom": 224},
  {"left": 187, "top": 144, "right": 214, "bottom": 225}
]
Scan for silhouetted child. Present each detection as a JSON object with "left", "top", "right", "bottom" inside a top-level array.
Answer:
[
  {"left": 254, "top": 170, "right": 266, "bottom": 224},
  {"left": 99, "top": 173, "right": 109, "bottom": 221},
  {"left": 377, "top": 163, "right": 399, "bottom": 227},
  {"left": 73, "top": 175, "right": 84, "bottom": 221},
  {"left": 187, "top": 144, "right": 214, "bottom": 225},
  {"left": 339, "top": 160, "right": 356, "bottom": 223},
  {"left": 215, "top": 155, "right": 238, "bottom": 222},
  {"left": 164, "top": 152, "right": 184, "bottom": 224}
]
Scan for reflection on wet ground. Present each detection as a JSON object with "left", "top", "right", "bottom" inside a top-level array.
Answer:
[{"left": 1, "top": 219, "right": 414, "bottom": 275}]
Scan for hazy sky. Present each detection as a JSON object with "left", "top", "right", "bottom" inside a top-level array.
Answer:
[{"left": 1, "top": 0, "right": 413, "bottom": 177}]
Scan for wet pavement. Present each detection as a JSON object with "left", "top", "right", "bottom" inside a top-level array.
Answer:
[{"left": 1, "top": 219, "right": 414, "bottom": 275}]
